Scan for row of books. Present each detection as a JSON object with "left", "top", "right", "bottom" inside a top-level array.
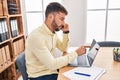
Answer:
[
  {"left": 13, "top": 38, "right": 25, "bottom": 57},
  {"left": 10, "top": 19, "right": 19, "bottom": 38},
  {"left": 0, "top": 20, "right": 9, "bottom": 42},
  {"left": 0, "top": 44, "right": 11, "bottom": 73},
  {"left": 7, "top": 1, "right": 18, "bottom": 14},
  {"left": 0, "top": 0, "right": 19, "bottom": 15}
]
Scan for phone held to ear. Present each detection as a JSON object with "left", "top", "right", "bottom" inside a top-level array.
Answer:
[{"left": 60, "top": 25, "right": 64, "bottom": 29}]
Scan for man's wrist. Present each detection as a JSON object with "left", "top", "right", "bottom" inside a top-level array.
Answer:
[{"left": 63, "top": 31, "right": 70, "bottom": 34}]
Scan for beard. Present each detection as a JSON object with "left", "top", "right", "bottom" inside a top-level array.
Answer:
[
  {"left": 52, "top": 18, "right": 63, "bottom": 32},
  {"left": 52, "top": 19, "right": 59, "bottom": 31}
]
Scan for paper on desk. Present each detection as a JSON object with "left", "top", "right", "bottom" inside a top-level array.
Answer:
[{"left": 63, "top": 66, "right": 105, "bottom": 80}]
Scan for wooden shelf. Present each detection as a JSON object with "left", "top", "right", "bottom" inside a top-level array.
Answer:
[
  {"left": 0, "top": 16, "right": 7, "bottom": 18},
  {"left": 12, "top": 34, "right": 24, "bottom": 41},
  {"left": 8, "top": 14, "right": 22, "bottom": 17},
  {"left": 0, "top": 0, "right": 25, "bottom": 80},
  {"left": 0, "top": 62, "right": 13, "bottom": 73},
  {"left": 0, "top": 39, "right": 11, "bottom": 45}
]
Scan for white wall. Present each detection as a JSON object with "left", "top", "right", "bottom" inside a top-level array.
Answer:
[{"left": 62, "top": 0, "right": 87, "bottom": 46}]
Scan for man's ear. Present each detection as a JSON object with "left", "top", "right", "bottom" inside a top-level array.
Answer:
[{"left": 48, "top": 14, "right": 54, "bottom": 20}]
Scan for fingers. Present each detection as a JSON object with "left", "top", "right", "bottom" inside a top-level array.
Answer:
[
  {"left": 84, "top": 45, "right": 91, "bottom": 48},
  {"left": 76, "top": 46, "right": 86, "bottom": 56},
  {"left": 62, "top": 23, "right": 69, "bottom": 31}
]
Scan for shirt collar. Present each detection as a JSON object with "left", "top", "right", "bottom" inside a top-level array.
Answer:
[{"left": 43, "top": 23, "right": 55, "bottom": 36}]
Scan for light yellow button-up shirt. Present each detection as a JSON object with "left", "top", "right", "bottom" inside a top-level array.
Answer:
[{"left": 25, "top": 24, "right": 78, "bottom": 78}]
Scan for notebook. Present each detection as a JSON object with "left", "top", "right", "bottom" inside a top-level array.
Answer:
[
  {"left": 68, "top": 39, "right": 100, "bottom": 67},
  {"left": 63, "top": 66, "right": 106, "bottom": 80}
]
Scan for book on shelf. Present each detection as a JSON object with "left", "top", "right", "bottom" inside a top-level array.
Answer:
[
  {"left": 7, "top": 2, "right": 18, "bottom": 14},
  {"left": 2, "top": 20, "right": 9, "bottom": 40},
  {"left": 2, "top": 69, "right": 8, "bottom": 80},
  {"left": 1, "top": 47, "right": 7, "bottom": 68},
  {"left": 10, "top": 19, "right": 19, "bottom": 38},
  {"left": 7, "top": 66, "right": 12, "bottom": 80},
  {"left": 14, "top": 19, "right": 19, "bottom": 36},
  {"left": 0, "top": 20, "right": 9, "bottom": 42},
  {"left": 8, "top": 7, "right": 18, "bottom": 11},
  {"left": 14, "top": 40, "right": 21, "bottom": 56},
  {"left": 0, "top": 0, "right": 3, "bottom": 16},
  {"left": 0, "top": 20, "right": 5, "bottom": 42},
  {"left": 0, "top": 22, "right": 3, "bottom": 42},
  {"left": 4, "top": 20, "right": 9, "bottom": 39},
  {"left": 1, "top": 21, "right": 6, "bottom": 41},
  {"left": 4, "top": 45, "right": 11, "bottom": 65},
  {"left": 0, "top": 48, "right": 4, "bottom": 73},
  {"left": 8, "top": 3, "right": 17, "bottom": 8},
  {"left": 13, "top": 41, "right": 18, "bottom": 57},
  {"left": 19, "top": 38, "right": 24, "bottom": 53},
  {"left": 10, "top": 19, "right": 14, "bottom": 37},
  {"left": 16, "top": 40, "right": 20, "bottom": 54},
  {"left": 9, "top": 10, "right": 18, "bottom": 14}
]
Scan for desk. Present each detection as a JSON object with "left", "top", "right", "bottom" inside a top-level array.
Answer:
[{"left": 57, "top": 47, "right": 120, "bottom": 80}]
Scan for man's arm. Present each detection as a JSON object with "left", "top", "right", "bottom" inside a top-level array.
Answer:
[
  {"left": 56, "top": 33, "right": 69, "bottom": 52},
  {"left": 27, "top": 35, "right": 77, "bottom": 71},
  {"left": 56, "top": 23, "right": 70, "bottom": 52}
]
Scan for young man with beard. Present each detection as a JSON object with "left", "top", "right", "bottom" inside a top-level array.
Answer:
[{"left": 25, "top": 2, "right": 86, "bottom": 80}]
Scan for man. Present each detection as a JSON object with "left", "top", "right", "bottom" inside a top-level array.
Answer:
[{"left": 25, "top": 2, "right": 86, "bottom": 80}]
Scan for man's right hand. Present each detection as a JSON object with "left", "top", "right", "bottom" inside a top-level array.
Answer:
[{"left": 76, "top": 46, "right": 86, "bottom": 56}]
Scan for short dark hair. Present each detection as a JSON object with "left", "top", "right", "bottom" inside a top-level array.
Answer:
[{"left": 45, "top": 2, "right": 68, "bottom": 18}]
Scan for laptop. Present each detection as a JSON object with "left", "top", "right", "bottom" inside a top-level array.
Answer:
[{"left": 68, "top": 39, "right": 100, "bottom": 67}]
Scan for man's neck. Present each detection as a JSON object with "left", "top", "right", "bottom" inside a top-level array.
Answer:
[{"left": 45, "top": 20, "right": 54, "bottom": 33}]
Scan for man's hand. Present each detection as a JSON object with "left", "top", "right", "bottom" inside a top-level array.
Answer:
[
  {"left": 61, "top": 23, "right": 69, "bottom": 32},
  {"left": 76, "top": 46, "right": 86, "bottom": 56}
]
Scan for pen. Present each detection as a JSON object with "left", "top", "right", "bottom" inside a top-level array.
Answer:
[{"left": 74, "top": 72, "right": 91, "bottom": 77}]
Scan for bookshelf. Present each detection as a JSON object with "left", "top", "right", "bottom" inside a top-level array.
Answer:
[{"left": 0, "top": 0, "right": 25, "bottom": 80}]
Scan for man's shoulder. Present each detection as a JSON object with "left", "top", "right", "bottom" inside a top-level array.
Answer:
[{"left": 29, "top": 25, "right": 45, "bottom": 35}]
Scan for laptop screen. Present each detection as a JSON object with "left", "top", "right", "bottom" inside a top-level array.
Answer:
[
  {"left": 89, "top": 39, "right": 97, "bottom": 51},
  {"left": 87, "top": 41, "right": 100, "bottom": 66}
]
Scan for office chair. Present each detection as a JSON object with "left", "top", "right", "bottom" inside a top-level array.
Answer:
[
  {"left": 16, "top": 51, "right": 28, "bottom": 80},
  {"left": 97, "top": 41, "right": 120, "bottom": 47}
]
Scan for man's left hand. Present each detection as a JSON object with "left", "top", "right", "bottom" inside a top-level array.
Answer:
[{"left": 61, "top": 23, "right": 69, "bottom": 32}]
